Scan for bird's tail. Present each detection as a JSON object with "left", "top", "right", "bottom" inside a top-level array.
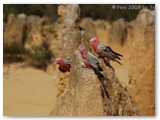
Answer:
[
  {"left": 106, "top": 46, "right": 123, "bottom": 57},
  {"left": 114, "top": 59, "right": 122, "bottom": 65},
  {"left": 93, "top": 67, "right": 104, "bottom": 78},
  {"left": 115, "top": 55, "right": 121, "bottom": 60},
  {"left": 113, "top": 51, "right": 123, "bottom": 57},
  {"left": 110, "top": 48, "right": 123, "bottom": 57},
  {"left": 99, "top": 77, "right": 110, "bottom": 98}
]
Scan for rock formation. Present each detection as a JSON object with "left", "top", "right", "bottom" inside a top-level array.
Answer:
[
  {"left": 128, "top": 9, "right": 155, "bottom": 116},
  {"left": 51, "top": 50, "right": 141, "bottom": 116},
  {"left": 51, "top": 51, "right": 104, "bottom": 116},
  {"left": 79, "top": 17, "right": 97, "bottom": 38},
  {"left": 58, "top": 4, "right": 81, "bottom": 58},
  {"left": 99, "top": 58, "right": 140, "bottom": 116},
  {"left": 50, "top": 4, "right": 140, "bottom": 116},
  {"left": 108, "top": 18, "right": 127, "bottom": 45},
  {"left": 96, "top": 20, "right": 106, "bottom": 29},
  {"left": 25, "top": 15, "right": 60, "bottom": 55},
  {"left": 4, "top": 13, "right": 61, "bottom": 58},
  {"left": 4, "top": 14, "right": 27, "bottom": 51},
  {"left": 26, "top": 15, "right": 43, "bottom": 48}
]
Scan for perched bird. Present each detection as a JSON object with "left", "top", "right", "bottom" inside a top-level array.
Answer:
[
  {"left": 90, "top": 37, "right": 123, "bottom": 65},
  {"left": 55, "top": 58, "right": 72, "bottom": 73},
  {"left": 77, "top": 44, "right": 104, "bottom": 78}
]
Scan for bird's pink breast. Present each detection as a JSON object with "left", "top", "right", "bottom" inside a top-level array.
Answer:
[{"left": 60, "top": 64, "right": 70, "bottom": 71}]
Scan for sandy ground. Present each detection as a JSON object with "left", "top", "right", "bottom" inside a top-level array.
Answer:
[{"left": 3, "top": 63, "right": 58, "bottom": 116}]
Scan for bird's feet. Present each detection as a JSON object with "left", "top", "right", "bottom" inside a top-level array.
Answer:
[
  {"left": 103, "top": 58, "right": 111, "bottom": 66},
  {"left": 81, "top": 63, "right": 87, "bottom": 68}
]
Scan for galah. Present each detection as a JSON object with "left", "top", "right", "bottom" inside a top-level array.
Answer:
[
  {"left": 77, "top": 44, "right": 104, "bottom": 78},
  {"left": 90, "top": 37, "right": 123, "bottom": 65},
  {"left": 55, "top": 58, "right": 72, "bottom": 73}
]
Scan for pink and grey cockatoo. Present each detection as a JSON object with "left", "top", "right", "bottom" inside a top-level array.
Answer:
[
  {"left": 55, "top": 58, "right": 72, "bottom": 73},
  {"left": 77, "top": 44, "right": 104, "bottom": 78},
  {"left": 90, "top": 37, "right": 123, "bottom": 65}
]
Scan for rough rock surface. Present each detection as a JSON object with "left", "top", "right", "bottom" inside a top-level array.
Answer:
[
  {"left": 108, "top": 18, "right": 127, "bottom": 45},
  {"left": 99, "top": 59, "right": 140, "bottom": 116},
  {"left": 128, "top": 9, "right": 155, "bottom": 116},
  {"left": 51, "top": 51, "right": 104, "bottom": 116},
  {"left": 51, "top": 50, "right": 141, "bottom": 116},
  {"left": 56, "top": 74, "right": 69, "bottom": 98},
  {"left": 58, "top": 4, "right": 81, "bottom": 58}
]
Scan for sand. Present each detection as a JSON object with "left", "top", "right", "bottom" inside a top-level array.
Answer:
[{"left": 3, "top": 63, "right": 58, "bottom": 116}]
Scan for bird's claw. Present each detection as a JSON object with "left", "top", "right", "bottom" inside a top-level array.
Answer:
[{"left": 82, "top": 65, "right": 87, "bottom": 68}]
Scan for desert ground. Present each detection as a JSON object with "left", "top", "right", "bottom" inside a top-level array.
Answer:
[{"left": 3, "top": 63, "right": 58, "bottom": 116}]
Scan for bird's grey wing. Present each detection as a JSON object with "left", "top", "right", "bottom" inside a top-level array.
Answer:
[
  {"left": 87, "top": 53, "right": 102, "bottom": 71},
  {"left": 98, "top": 44, "right": 120, "bottom": 60},
  {"left": 87, "top": 53, "right": 103, "bottom": 77},
  {"left": 97, "top": 43, "right": 114, "bottom": 59},
  {"left": 104, "top": 46, "right": 122, "bottom": 60},
  {"left": 87, "top": 54, "right": 98, "bottom": 67},
  {"left": 88, "top": 52, "right": 98, "bottom": 59}
]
